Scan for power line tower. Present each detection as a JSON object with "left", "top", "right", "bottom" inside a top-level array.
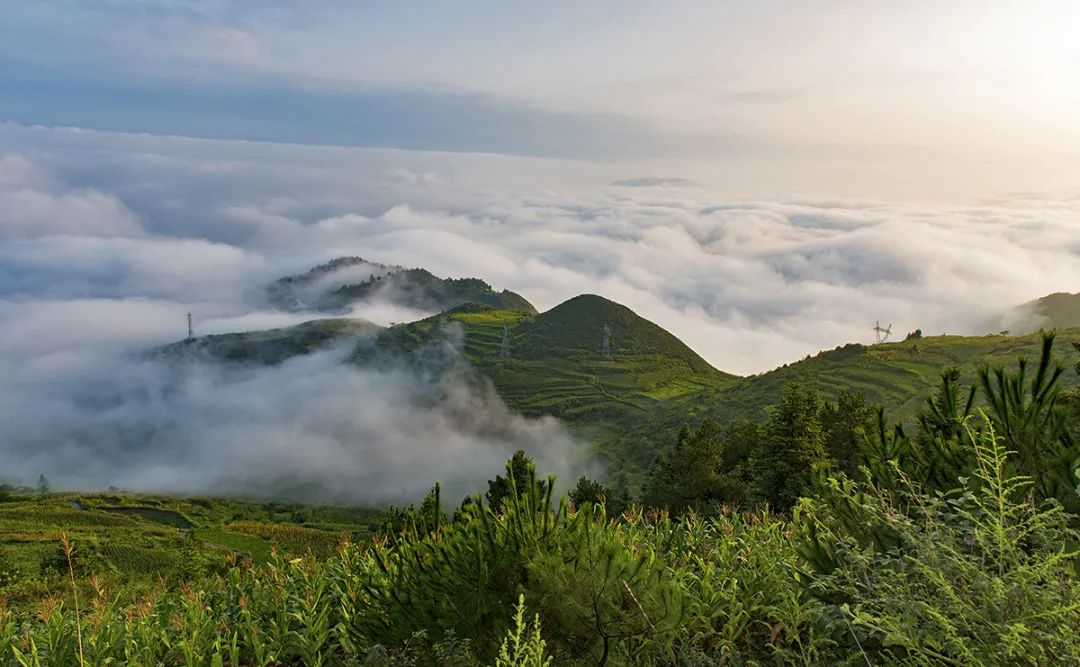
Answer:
[
  {"left": 499, "top": 325, "right": 511, "bottom": 360},
  {"left": 600, "top": 323, "right": 612, "bottom": 357},
  {"left": 873, "top": 320, "right": 892, "bottom": 344},
  {"left": 187, "top": 312, "right": 194, "bottom": 341}
]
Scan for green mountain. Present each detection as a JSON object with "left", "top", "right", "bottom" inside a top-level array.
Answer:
[
  {"left": 153, "top": 318, "right": 382, "bottom": 365},
  {"left": 356, "top": 295, "right": 736, "bottom": 428},
  {"left": 609, "top": 328, "right": 1080, "bottom": 472},
  {"left": 266, "top": 257, "right": 536, "bottom": 314},
  {"left": 157, "top": 276, "right": 1080, "bottom": 481},
  {"left": 1012, "top": 292, "right": 1080, "bottom": 332}
]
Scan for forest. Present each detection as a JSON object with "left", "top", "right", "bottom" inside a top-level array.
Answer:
[{"left": 3, "top": 333, "right": 1080, "bottom": 666}]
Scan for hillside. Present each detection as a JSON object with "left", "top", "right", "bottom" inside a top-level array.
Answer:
[
  {"left": 0, "top": 490, "right": 380, "bottom": 607},
  {"left": 355, "top": 295, "right": 736, "bottom": 433},
  {"left": 610, "top": 328, "right": 1080, "bottom": 470},
  {"left": 266, "top": 256, "right": 537, "bottom": 314},
  {"left": 1012, "top": 292, "right": 1080, "bottom": 332},
  {"left": 153, "top": 317, "right": 381, "bottom": 365},
  {"left": 152, "top": 288, "right": 1080, "bottom": 479}
]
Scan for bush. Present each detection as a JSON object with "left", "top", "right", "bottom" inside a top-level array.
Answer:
[{"left": 803, "top": 423, "right": 1080, "bottom": 665}]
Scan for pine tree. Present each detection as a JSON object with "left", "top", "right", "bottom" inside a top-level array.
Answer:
[
  {"left": 751, "top": 383, "right": 827, "bottom": 512},
  {"left": 486, "top": 450, "right": 547, "bottom": 511}
]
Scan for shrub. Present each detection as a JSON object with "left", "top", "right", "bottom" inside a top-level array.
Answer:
[{"left": 803, "top": 423, "right": 1080, "bottom": 665}]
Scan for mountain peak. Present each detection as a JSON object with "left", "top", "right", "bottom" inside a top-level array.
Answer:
[{"left": 266, "top": 257, "right": 536, "bottom": 315}]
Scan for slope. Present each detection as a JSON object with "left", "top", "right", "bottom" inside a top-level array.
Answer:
[
  {"left": 354, "top": 295, "right": 737, "bottom": 438},
  {"left": 153, "top": 318, "right": 382, "bottom": 365},
  {"left": 610, "top": 328, "right": 1080, "bottom": 469},
  {"left": 1017, "top": 292, "right": 1080, "bottom": 331},
  {"left": 266, "top": 257, "right": 537, "bottom": 314}
]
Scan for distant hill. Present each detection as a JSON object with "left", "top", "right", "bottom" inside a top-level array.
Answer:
[
  {"left": 1005, "top": 292, "right": 1080, "bottom": 333},
  {"left": 609, "top": 328, "right": 1080, "bottom": 472},
  {"left": 152, "top": 318, "right": 381, "bottom": 365},
  {"left": 266, "top": 257, "right": 536, "bottom": 315},
  {"left": 155, "top": 271, "right": 1080, "bottom": 481},
  {"left": 354, "top": 295, "right": 736, "bottom": 428}
]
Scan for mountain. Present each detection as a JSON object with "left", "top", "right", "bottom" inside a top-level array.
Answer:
[
  {"left": 1007, "top": 292, "right": 1080, "bottom": 333},
  {"left": 266, "top": 257, "right": 536, "bottom": 315},
  {"left": 609, "top": 328, "right": 1080, "bottom": 472},
  {"left": 153, "top": 318, "right": 381, "bottom": 365},
  {"left": 156, "top": 272, "right": 1080, "bottom": 480},
  {"left": 356, "top": 295, "right": 736, "bottom": 426}
]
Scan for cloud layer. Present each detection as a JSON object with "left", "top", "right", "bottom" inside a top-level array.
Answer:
[{"left": 3, "top": 124, "right": 1080, "bottom": 497}]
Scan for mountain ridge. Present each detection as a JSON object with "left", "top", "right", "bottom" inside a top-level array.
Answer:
[{"left": 265, "top": 256, "right": 537, "bottom": 315}]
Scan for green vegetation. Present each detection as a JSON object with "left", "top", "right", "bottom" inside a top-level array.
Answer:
[
  {"left": 355, "top": 295, "right": 738, "bottom": 474},
  {"left": 0, "top": 493, "right": 379, "bottom": 609},
  {"left": 8, "top": 413, "right": 1077, "bottom": 664},
  {"left": 266, "top": 256, "right": 537, "bottom": 314},
  {"left": 153, "top": 317, "right": 382, "bottom": 364},
  {"left": 10, "top": 278, "right": 1080, "bottom": 664}
]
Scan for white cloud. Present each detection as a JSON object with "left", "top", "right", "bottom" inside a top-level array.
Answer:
[
  {"left": 0, "top": 153, "right": 144, "bottom": 240},
  {"left": 2, "top": 128, "right": 1080, "bottom": 497}
]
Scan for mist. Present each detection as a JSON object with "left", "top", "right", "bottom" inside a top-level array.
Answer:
[
  {"left": 3, "top": 126, "right": 1080, "bottom": 502},
  {"left": 0, "top": 325, "right": 593, "bottom": 504}
]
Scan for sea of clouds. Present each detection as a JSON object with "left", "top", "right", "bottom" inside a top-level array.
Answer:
[{"left": 3, "top": 123, "right": 1079, "bottom": 500}]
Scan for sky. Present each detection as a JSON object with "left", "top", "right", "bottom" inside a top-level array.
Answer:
[
  {"left": 2, "top": 1, "right": 1079, "bottom": 197},
  {"left": 1, "top": 1, "right": 1079, "bottom": 497}
]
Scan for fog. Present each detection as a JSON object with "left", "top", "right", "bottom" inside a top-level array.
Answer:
[
  {"left": 1, "top": 323, "right": 593, "bottom": 503},
  {"left": 3, "top": 125, "right": 1080, "bottom": 500}
]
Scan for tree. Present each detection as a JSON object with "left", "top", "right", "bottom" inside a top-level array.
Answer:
[
  {"left": 804, "top": 424, "right": 1080, "bottom": 664},
  {"left": 821, "top": 390, "right": 873, "bottom": 476},
  {"left": 643, "top": 419, "right": 758, "bottom": 512},
  {"left": 568, "top": 477, "right": 629, "bottom": 517},
  {"left": 979, "top": 332, "right": 1077, "bottom": 510},
  {"left": 643, "top": 421, "right": 722, "bottom": 511},
  {"left": 751, "top": 383, "right": 828, "bottom": 512},
  {"left": 486, "top": 450, "right": 548, "bottom": 511},
  {"left": 36, "top": 474, "right": 49, "bottom": 496}
]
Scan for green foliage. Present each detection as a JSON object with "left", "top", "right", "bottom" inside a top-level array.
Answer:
[
  {"left": 568, "top": 476, "right": 629, "bottom": 516},
  {"left": 495, "top": 595, "right": 553, "bottom": 667},
  {"left": 486, "top": 451, "right": 548, "bottom": 511},
  {"left": 528, "top": 505, "right": 682, "bottom": 665},
  {"left": 979, "top": 332, "right": 1079, "bottom": 511},
  {"left": 804, "top": 424, "right": 1080, "bottom": 665},
  {"left": 821, "top": 390, "right": 873, "bottom": 476},
  {"left": 751, "top": 384, "right": 829, "bottom": 512},
  {"left": 643, "top": 420, "right": 754, "bottom": 512}
]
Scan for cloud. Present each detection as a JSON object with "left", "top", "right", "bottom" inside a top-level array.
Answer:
[
  {"left": 3, "top": 128, "right": 1080, "bottom": 498},
  {"left": 0, "top": 153, "right": 144, "bottom": 240},
  {"left": 611, "top": 177, "right": 698, "bottom": 188}
]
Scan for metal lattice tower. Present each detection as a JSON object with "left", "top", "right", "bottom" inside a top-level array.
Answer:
[
  {"left": 499, "top": 325, "right": 511, "bottom": 359},
  {"left": 600, "top": 323, "right": 612, "bottom": 357},
  {"left": 187, "top": 312, "right": 194, "bottom": 340},
  {"left": 873, "top": 320, "right": 892, "bottom": 344}
]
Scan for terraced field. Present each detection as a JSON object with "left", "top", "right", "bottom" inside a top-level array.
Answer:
[
  {"left": 360, "top": 296, "right": 736, "bottom": 425},
  {"left": 0, "top": 493, "right": 381, "bottom": 606}
]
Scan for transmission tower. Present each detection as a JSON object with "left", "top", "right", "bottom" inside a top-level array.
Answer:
[
  {"left": 499, "top": 325, "right": 511, "bottom": 359},
  {"left": 187, "top": 312, "right": 194, "bottom": 340},
  {"left": 600, "top": 323, "right": 612, "bottom": 357},
  {"left": 872, "top": 320, "right": 892, "bottom": 344}
]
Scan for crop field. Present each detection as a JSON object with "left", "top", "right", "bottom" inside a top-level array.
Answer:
[{"left": 0, "top": 492, "right": 381, "bottom": 609}]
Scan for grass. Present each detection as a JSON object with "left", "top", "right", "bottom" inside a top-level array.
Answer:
[
  {"left": 354, "top": 298, "right": 1080, "bottom": 479},
  {"left": 0, "top": 492, "right": 382, "bottom": 608}
]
